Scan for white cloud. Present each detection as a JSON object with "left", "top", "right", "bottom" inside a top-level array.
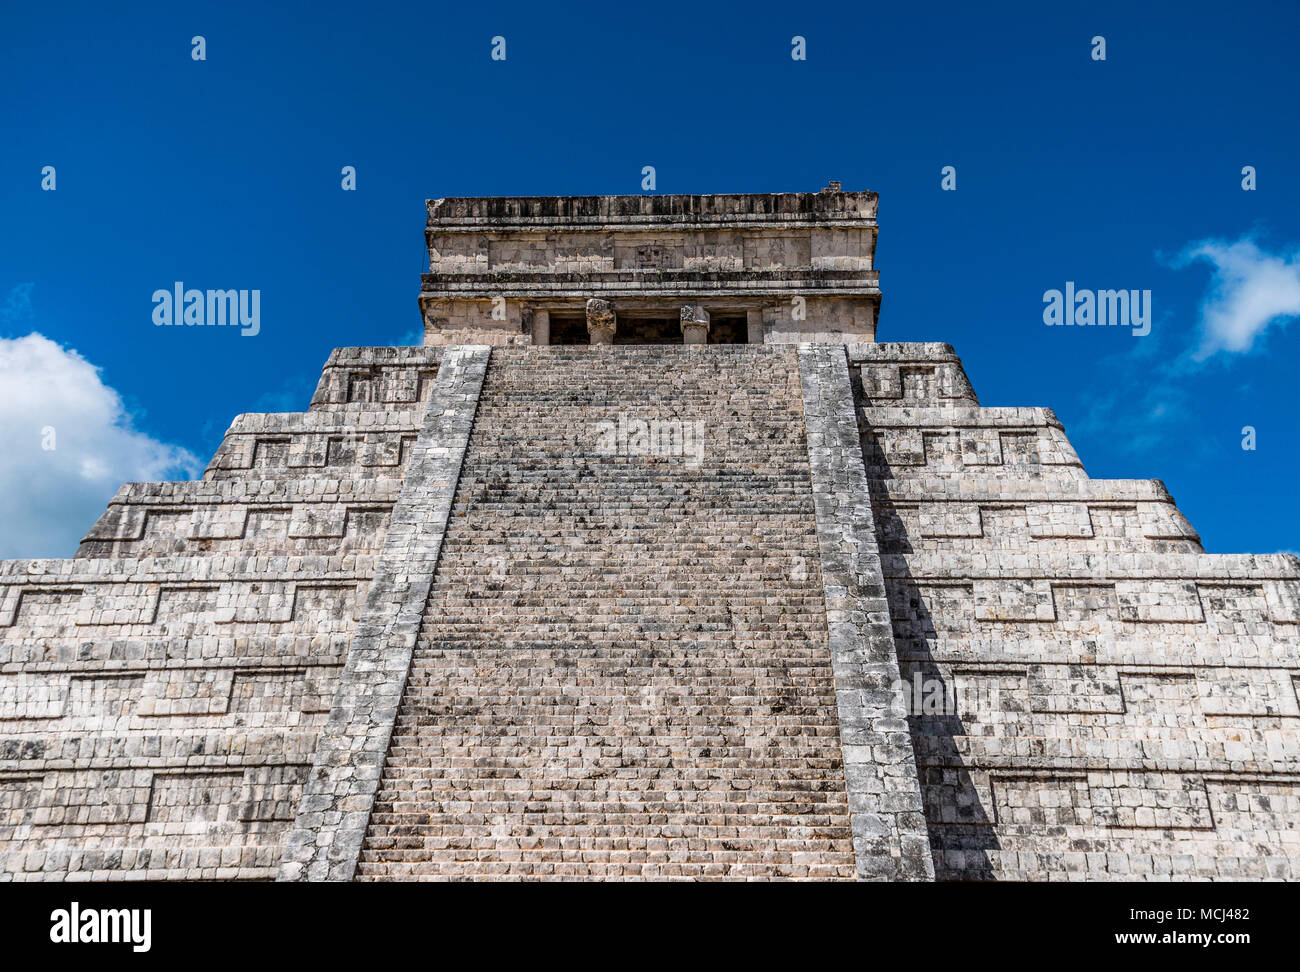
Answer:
[
  {"left": 1175, "top": 237, "right": 1300, "bottom": 358},
  {"left": 0, "top": 332, "right": 200, "bottom": 559}
]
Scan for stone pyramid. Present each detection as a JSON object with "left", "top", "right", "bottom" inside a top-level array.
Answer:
[{"left": 2, "top": 189, "right": 1296, "bottom": 881}]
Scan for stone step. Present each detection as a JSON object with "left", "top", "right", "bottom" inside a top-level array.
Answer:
[{"left": 357, "top": 345, "right": 854, "bottom": 881}]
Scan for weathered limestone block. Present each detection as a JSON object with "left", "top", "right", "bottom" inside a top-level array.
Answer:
[
  {"left": 1116, "top": 580, "right": 1205, "bottom": 624},
  {"left": 420, "top": 298, "right": 531, "bottom": 347},
  {"left": 186, "top": 507, "right": 248, "bottom": 540},
  {"left": 1027, "top": 664, "right": 1125, "bottom": 714},
  {"left": 918, "top": 503, "right": 982, "bottom": 538},
  {"left": 586, "top": 298, "right": 616, "bottom": 344},
  {"left": 310, "top": 347, "right": 443, "bottom": 406},
  {"left": 974, "top": 579, "right": 1056, "bottom": 622},
  {"left": 960, "top": 429, "right": 1002, "bottom": 465},
  {"left": 1265, "top": 578, "right": 1300, "bottom": 623},
  {"left": 80, "top": 505, "right": 148, "bottom": 542},
  {"left": 1027, "top": 502, "right": 1093, "bottom": 538},
  {"left": 0, "top": 672, "right": 70, "bottom": 720},
  {"left": 1196, "top": 667, "right": 1300, "bottom": 717},
  {"left": 288, "top": 506, "right": 347, "bottom": 539},
  {"left": 679, "top": 304, "right": 710, "bottom": 344}
]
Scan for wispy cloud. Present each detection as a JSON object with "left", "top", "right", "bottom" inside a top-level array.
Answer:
[
  {"left": 1170, "top": 236, "right": 1300, "bottom": 359},
  {"left": 1077, "top": 234, "right": 1300, "bottom": 458},
  {"left": 0, "top": 281, "right": 35, "bottom": 328},
  {"left": 1070, "top": 321, "right": 1208, "bottom": 459}
]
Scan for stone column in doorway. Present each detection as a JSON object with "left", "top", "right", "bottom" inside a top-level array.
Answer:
[
  {"left": 681, "top": 304, "right": 710, "bottom": 344},
  {"left": 747, "top": 309, "right": 765, "bottom": 345},
  {"left": 533, "top": 309, "right": 550, "bottom": 346},
  {"left": 586, "top": 299, "right": 617, "bottom": 344}
]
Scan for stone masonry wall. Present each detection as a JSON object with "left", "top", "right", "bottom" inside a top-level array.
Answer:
[
  {"left": 0, "top": 347, "right": 443, "bottom": 880},
  {"left": 853, "top": 342, "right": 1300, "bottom": 880},
  {"left": 420, "top": 191, "right": 881, "bottom": 346},
  {"left": 2, "top": 332, "right": 1296, "bottom": 882}
]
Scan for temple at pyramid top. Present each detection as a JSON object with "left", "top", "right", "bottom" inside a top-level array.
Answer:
[{"left": 419, "top": 183, "right": 881, "bottom": 346}]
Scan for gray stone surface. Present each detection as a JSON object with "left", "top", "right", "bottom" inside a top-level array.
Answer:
[
  {"left": 853, "top": 341, "right": 1300, "bottom": 880},
  {"left": 797, "top": 343, "right": 935, "bottom": 881},
  {"left": 276, "top": 346, "right": 489, "bottom": 881},
  {"left": 355, "top": 345, "right": 860, "bottom": 879},
  {"left": 420, "top": 188, "right": 881, "bottom": 346}
]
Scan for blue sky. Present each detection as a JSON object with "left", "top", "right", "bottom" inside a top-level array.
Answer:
[{"left": 1, "top": 0, "right": 1297, "bottom": 557}]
